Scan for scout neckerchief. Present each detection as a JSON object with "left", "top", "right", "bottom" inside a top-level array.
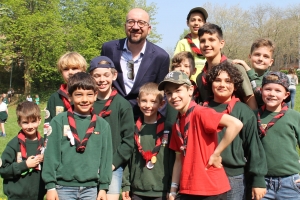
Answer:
[
  {"left": 190, "top": 80, "right": 200, "bottom": 102},
  {"left": 201, "top": 55, "right": 227, "bottom": 86},
  {"left": 98, "top": 88, "right": 118, "bottom": 118},
  {"left": 257, "top": 102, "right": 288, "bottom": 138},
  {"left": 176, "top": 101, "right": 196, "bottom": 156},
  {"left": 134, "top": 113, "right": 165, "bottom": 164},
  {"left": 203, "top": 95, "right": 240, "bottom": 114},
  {"left": 57, "top": 84, "right": 71, "bottom": 110},
  {"left": 18, "top": 130, "right": 43, "bottom": 172},
  {"left": 184, "top": 33, "right": 203, "bottom": 57},
  {"left": 67, "top": 107, "right": 97, "bottom": 152}
]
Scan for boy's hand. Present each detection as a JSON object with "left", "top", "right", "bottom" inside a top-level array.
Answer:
[
  {"left": 112, "top": 165, "right": 115, "bottom": 171},
  {"left": 35, "top": 154, "right": 44, "bottom": 162},
  {"left": 252, "top": 188, "right": 266, "bottom": 200},
  {"left": 232, "top": 59, "right": 251, "bottom": 71},
  {"left": 122, "top": 191, "right": 131, "bottom": 200},
  {"left": 97, "top": 189, "right": 107, "bottom": 200},
  {"left": 26, "top": 155, "right": 40, "bottom": 168},
  {"left": 46, "top": 189, "right": 59, "bottom": 200},
  {"left": 205, "top": 153, "right": 222, "bottom": 170}
]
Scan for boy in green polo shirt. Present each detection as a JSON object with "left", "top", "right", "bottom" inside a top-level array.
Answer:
[
  {"left": 42, "top": 72, "right": 113, "bottom": 200},
  {"left": 89, "top": 56, "right": 135, "bottom": 200}
]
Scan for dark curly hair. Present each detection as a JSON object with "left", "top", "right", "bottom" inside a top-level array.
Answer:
[{"left": 206, "top": 61, "right": 243, "bottom": 96}]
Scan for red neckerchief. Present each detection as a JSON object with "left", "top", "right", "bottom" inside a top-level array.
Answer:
[
  {"left": 257, "top": 102, "right": 288, "bottom": 138},
  {"left": 98, "top": 88, "right": 118, "bottom": 118},
  {"left": 18, "top": 130, "right": 43, "bottom": 170},
  {"left": 57, "top": 84, "right": 71, "bottom": 110},
  {"left": 175, "top": 101, "right": 197, "bottom": 156},
  {"left": 190, "top": 80, "right": 200, "bottom": 102},
  {"left": 184, "top": 33, "right": 203, "bottom": 57},
  {"left": 201, "top": 55, "right": 228, "bottom": 86},
  {"left": 134, "top": 113, "right": 165, "bottom": 164},
  {"left": 203, "top": 95, "right": 240, "bottom": 114},
  {"left": 67, "top": 107, "right": 97, "bottom": 152}
]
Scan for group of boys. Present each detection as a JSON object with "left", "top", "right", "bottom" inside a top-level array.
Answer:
[{"left": 0, "top": 6, "right": 300, "bottom": 200}]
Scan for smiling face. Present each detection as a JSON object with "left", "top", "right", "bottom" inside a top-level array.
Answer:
[
  {"left": 212, "top": 71, "right": 235, "bottom": 103},
  {"left": 173, "top": 58, "right": 196, "bottom": 78},
  {"left": 164, "top": 83, "right": 193, "bottom": 114},
  {"left": 249, "top": 46, "right": 274, "bottom": 72},
  {"left": 261, "top": 83, "right": 290, "bottom": 112},
  {"left": 91, "top": 68, "right": 117, "bottom": 99},
  {"left": 18, "top": 117, "right": 41, "bottom": 140},
  {"left": 137, "top": 92, "right": 164, "bottom": 121},
  {"left": 187, "top": 12, "right": 205, "bottom": 37},
  {"left": 125, "top": 8, "right": 151, "bottom": 45},
  {"left": 200, "top": 33, "right": 225, "bottom": 60},
  {"left": 70, "top": 88, "right": 97, "bottom": 115}
]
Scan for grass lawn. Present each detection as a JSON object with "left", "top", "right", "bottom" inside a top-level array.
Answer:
[{"left": 1, "top": 86, "right": 300, "bottom": 199}]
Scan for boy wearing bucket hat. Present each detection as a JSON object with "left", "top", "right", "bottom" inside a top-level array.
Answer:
[
  {"left": 174, "top": 7, "right": 208, "bottom": 82},
  {"left": 257, "top": 71, "right": 300, "bottom": 200},
  {"left": 158, "top": 71, "right": 243, "bottom": 199},
  {"left": 89, "top": 56, "right": 135, "bottom": 200}
]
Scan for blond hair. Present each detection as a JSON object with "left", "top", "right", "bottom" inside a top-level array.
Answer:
[
  {"left": 138, "top": 82, "right": 164, "bottom": 102},
  {"left": 57, "top": 52, "right": 87, "bottom": 73}
]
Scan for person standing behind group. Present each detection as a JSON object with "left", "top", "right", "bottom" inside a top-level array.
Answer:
[
  {"left": 35, "top": 94, "right": 40, "bottom": 105},
  {"left": 287, "top": 68, "right": 298, "bottom": 109},
  {"left": 174, "top": 7, "right": 207, "bottom": 82},
  {"left": 0, "top": 96, "right": 8, "bottom": 137},
  {"left": 101, "top": 8, "right": 170, "bottom": 119}
]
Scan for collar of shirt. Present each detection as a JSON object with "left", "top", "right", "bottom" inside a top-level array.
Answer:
[{"left": 123, "top": 38, "right": 147, "bottom": 60}]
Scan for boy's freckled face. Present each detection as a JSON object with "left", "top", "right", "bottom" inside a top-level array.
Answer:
[
  {"left": 18, "top": 117, "right": 41, "bottom": 140},
  {"left": 261, "top": 83, "right": 290, "bottom": 109},
  {"left": 70, "top": 88, "right": 97, "bottom": 115},
  {"left": 62, "top": 66, "right": 82, "bottom": 83},
  {"left": 249, "top": 46, "right": 274, "bottom": 71},
  {"left": 187, "top": 12, "right": 205, "bottom": 36},
  {"left": 173, "top": 58, "right": 195, "bottom": 78},
  {"left": 212, "top": 71, "right": 234, "bottom": 103},
  {"left": 91, "top": 68, "right": 117, "bottom": 94},
  {"left": 164, "top": 83, "right": 193, "bottom": 114},
  {"left": 137, "top": 93, "right": 163, "bottom": 118},
  {"left": 199, "top": 33, "right": 224, "bottom": 59}
]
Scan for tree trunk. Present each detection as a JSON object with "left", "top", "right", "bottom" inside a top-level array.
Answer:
[{"left": 24, "top": 61, "right": 31, "bottom": 95}]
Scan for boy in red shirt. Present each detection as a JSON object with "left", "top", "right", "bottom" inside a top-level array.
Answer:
[{"left": 158, "top": 71, "right": 243, "bottom": 200}]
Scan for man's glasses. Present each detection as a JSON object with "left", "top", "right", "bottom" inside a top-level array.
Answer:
[
  {"left": 126, "top": 19, "right": 149, "bottom": 28},
  {"left": 127, "top": 60, "right": 135, "bottom": 80}
]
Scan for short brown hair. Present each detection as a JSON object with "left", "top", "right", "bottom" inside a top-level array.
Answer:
[
  {"left": 16, "top": 101, "right": 41, "bottom": 122},
  {"left": 250, "top": 38, "right": 275, "bottom": 54},
  {"left": 171, "top": 51, "right": 195, "bottom": 71},
  {"left": 57, "top": 52, "right": 87, "bottom": 73},
  {"left": 67, "top": 72, "right": 98, "bottom": 95},
  {"left": 138, "top": 82, "right": 164, "bottom": 102}
]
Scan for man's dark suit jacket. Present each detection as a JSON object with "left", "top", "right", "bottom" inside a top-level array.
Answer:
[{"left": 101, "top": 38, "right": 170, "bottom": 118}]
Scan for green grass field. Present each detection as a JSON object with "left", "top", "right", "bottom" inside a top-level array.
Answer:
[{"left": 0, "top": 87, "right": 300, "bottom": 199}]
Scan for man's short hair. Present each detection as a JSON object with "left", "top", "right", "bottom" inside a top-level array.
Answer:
[
  {"left": 171, "top": 51, "right": 195, "bottom": 71},
  {"left": 250, "top": 38, "right": 275, "bottom": 54},
  {"left": 16, "top": 101, "right": 41, "bottom": 122},
  {"left": 198, "top": 23, "right": 223, "bottom": 40},
  {"left": 67, "top": 72, "right": 98, "bottom": 95},
  {"left": 138, "top": 82, "right": 164, "bottom": 102},
  {"left": 57, "top": 52, "right": 87, "bottom": 73}
]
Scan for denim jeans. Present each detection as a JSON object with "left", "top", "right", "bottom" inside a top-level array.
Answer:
[
  {"left": 227, "top": 174, "right": 245, "bottom": 200},
  {"left": 262, "top": 174, "right": 300, "bottom": 199},
  {"left": 56, "top": 185, "right": 97, "bottom": 200},
  {"left": 288, "top": 88, "right": 296, "bottom": 109},
  {"left": 107, "top": 166, "right": 123, "bottom": 194}
]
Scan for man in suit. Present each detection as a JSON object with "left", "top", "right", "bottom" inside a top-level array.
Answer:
[{"left": 101, "top": 8, "right": 170, "bottom": 119}]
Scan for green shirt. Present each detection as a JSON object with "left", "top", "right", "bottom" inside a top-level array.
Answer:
[
  {"left": 42, "top": 112, "right": 113, "bottom": 190},
  {"left": 123, "top": 120, "right": 175, "bottom": 197},
  {"left": 93, "top": 93, "right": 135, "bottom": 169},
  {"left": 208, "top": 101, "right": 267, "bottom": 187},
  {"left": 45, "top": 91, "right": 68, "bottom": 123},
  {"left": 259, "top": 109, "right": 300, "bottom": 176},
  {"left": 0, "top": 136, "right": 46, "bottom": 200}
]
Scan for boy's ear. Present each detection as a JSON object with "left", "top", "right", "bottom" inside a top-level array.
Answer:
[
  {"left": 112, "top": 71, "right": 118, "bottom": 81},
  {"left": 67, "top": 93, "right": 72, "bottom": 102},
  {"left": 94, "top": 91, "right": 98, "bottom": 101},
  {"left": 159, "top": 99, "right": 166, "bottom": 109},
  {"left": 284, "top": 91, "right": 290, "bottom": 101},
  {"left": 188, "top": 85, "right": 194, "bottom": 97},
  {"left": 191, "top": 67, "right": 196, "bottom": 75},
  {"left": 269, "top": 58, "right": 274, "bottom": 67},
  {"left": 220, "top": 39, "right": 225, "bottom": 50}
]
